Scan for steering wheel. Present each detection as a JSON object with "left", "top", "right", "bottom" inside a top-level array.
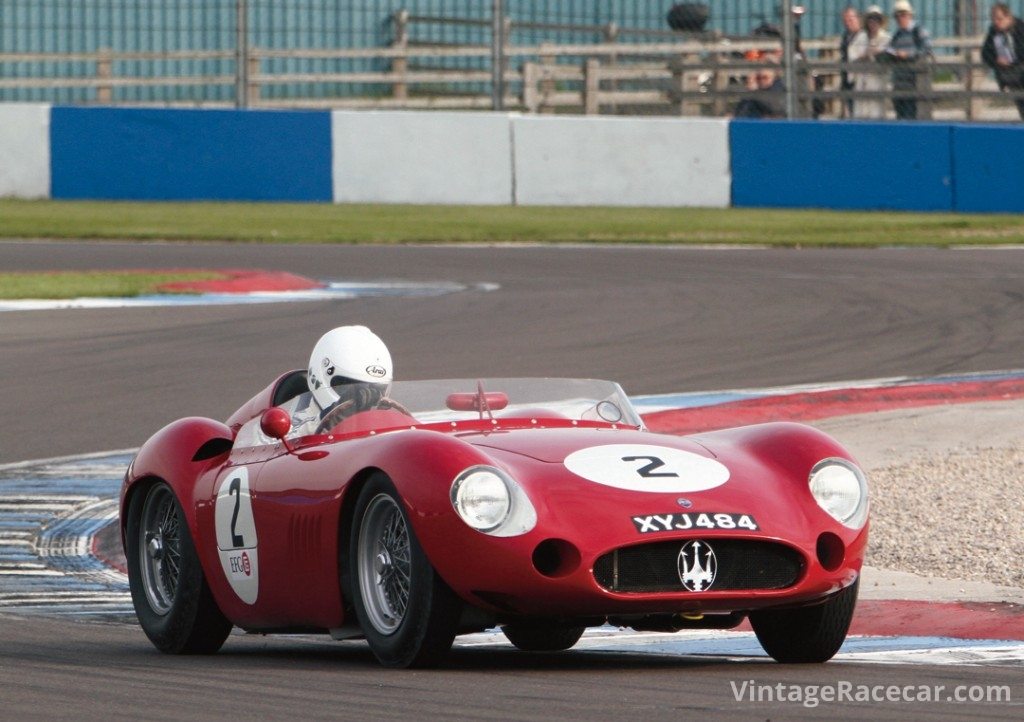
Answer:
[
  {"left": 375, "top": 397, "right": 413, "bottom": 416},
  {"left": 314, "top": 397, "right": 413, "bottom": 434},
  {"left": 314, "top": 400, "right": 356, "bottom": 434}
]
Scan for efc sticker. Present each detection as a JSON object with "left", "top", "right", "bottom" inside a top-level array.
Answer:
[
  {"left": 214, "top": 467, "right": 260, "bottom": 605},
  {"left": 563, "top": 444, "right": 730, "bottom": 493},
  {"left": 633, "top": 512, "right": 759, "bottom": 534}
]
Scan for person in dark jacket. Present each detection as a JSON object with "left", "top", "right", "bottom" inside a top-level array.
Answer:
[
  {"left": 883, "top": 0, "right": 932, "bottom": 120},
  {"left": 733, "top": 66, "right": 786, "bottom": 119},
  {"left": 981, "top": 3, "right": 1024, "bottom": 119}
]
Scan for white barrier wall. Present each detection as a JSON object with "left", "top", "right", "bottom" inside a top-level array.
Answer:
[
  {"left": 332, "top": 111, "right": 513, "bottom": 205},
  {"left": 0, "top": 104, "right": 51, "bottom": 199},
  {"left": 511, "top": 116, "right": 731, "bottom": 208}
]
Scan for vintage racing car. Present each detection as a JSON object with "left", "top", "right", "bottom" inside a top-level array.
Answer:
[{"left": 121, "top": 373, "right": 868, "bottom": 667}]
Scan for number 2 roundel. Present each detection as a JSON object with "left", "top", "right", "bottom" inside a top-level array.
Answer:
[
  {"left": 214, "top": 467, "right": 260, "bottom": 605},
  {"left": 563, "top": 444, "right": 730, "bottom": 493}
]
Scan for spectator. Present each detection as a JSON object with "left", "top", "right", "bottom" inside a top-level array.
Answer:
[
  {"left": 839, "top": 6, "right": 863, "bottom": 116},
  {"left": 883, "top": 0, "right": 932, "bottom": 120},
  {"left": 848, "top": 6, "right": 891, "bottom": 118},
  {"left": 981, "top": 3, "right": 1024, "bottom": 119},
  {"left": 734, "top": 66, "right": 786, "bottom": 118}
]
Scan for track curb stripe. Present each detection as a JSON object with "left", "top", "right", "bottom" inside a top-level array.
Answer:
[{"left": 637, "top": 370, "right": 1024, "bottom": 433}]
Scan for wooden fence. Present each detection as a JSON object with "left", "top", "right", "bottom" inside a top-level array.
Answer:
[{"left": 0, "top": 33, "right": 1019, "bottom": 121}]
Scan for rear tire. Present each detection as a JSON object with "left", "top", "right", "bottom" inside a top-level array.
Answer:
[
  {"left": 125, "top": 482, "right": 232, "bottom": 654},
  {"left": 502, "top": 622, "right": 586, "bottom": 652},
  {"left": 349, "top": 473, "right": 462, "bottom": 668},
  {"left": 749, "top": 578, "right": 859, "bottom": 663}
]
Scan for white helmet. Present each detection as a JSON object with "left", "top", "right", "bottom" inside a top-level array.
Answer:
[{"left": 307, "top": 326, "right": 393, "bottom": 410}]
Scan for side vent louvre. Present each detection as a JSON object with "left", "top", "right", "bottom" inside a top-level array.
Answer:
[
  {"left": 289, "top": 514, "right": 323, "bottom": 565},
  {"left": 192, "top": 437, "right": 233, "bottom": 462}
]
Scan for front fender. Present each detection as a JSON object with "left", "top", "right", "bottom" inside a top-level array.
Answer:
[
  {"left": 120, "top": 417, "right": 234, "bottom": 547},
  {"left": 695, "top": 422, "right": 858, "bottom": 488}
]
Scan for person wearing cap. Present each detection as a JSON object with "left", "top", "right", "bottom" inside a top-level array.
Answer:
[
  {"left": 883, "top": 1, "right": 933, "bottom": 119},
  {"left": 982, "top": 3, "right": 1024, "bottom": 119},
  {"left": 848, "top": 6, "right": 892, "bottom": 118},
  {"left": 839, "top": 6, "right": 863, "bottom": 117}
]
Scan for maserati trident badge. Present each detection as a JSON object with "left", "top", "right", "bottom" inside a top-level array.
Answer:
[{"left": 678, "top": 540, "right": 717, "bottom": 592}]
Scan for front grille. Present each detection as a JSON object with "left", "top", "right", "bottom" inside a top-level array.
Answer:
[{"left": 593, "top": 539, "right": 804, "bottom": 593}]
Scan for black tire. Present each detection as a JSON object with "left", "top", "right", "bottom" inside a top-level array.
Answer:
[
  {"left": 125, "top": 481, "right": 232, "bottom": 654},
  {"left": 349, "top": 473, "right": 462, "bottom": 668},
  {"left": 749, "top": 579, "right": 859, "bottom": 663},
  {"left": 502, "top": 622, "right": 586, "bottom": 652}
]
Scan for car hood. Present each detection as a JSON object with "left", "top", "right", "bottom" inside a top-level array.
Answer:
[
  {"left": 450, "top": 422, "right": 853, "bottom": 535},
  {"left": 461, "top": 426, "right": 716, "bottom": 464}
]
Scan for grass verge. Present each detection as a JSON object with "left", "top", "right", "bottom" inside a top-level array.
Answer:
[
  {"left": 2, "top": 200, "right": 1024, "bottom": 247},
  {"left": 0, "top": 270, "right": 225, "bottom": 300}
]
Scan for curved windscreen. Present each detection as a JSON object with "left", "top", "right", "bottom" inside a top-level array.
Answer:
[
  {"left": 234, "top": 378, "right": 642, "bottom": 448},
  {"left": 388, "top": 378, "right": 642, "bottom": 427}
]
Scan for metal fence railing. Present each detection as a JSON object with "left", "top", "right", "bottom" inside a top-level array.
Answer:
[{"left": 0, "top": 1, "right": 1017, "bottom": 120}]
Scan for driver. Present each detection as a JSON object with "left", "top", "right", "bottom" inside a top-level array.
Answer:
[{"left": 302, "top": 325, "right": 394, "bottom": 434}]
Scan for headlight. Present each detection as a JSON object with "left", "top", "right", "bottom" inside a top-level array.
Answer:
[
  {"left": 808, "top": 458, "right": 869, "bottom": 529},
  {"left": 450, "top": 466, "right": 537, "bottom": 537}
]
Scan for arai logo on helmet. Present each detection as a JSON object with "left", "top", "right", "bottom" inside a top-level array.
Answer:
[{"left": 366, "top": 365, "right": 387, "bottom": 378}]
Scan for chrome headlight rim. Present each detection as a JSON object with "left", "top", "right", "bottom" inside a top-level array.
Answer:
[
  {"left": 450, "top": 465, "right": 537, "bottom": 537},
  {"left": 808, "top": 457, "right": 869, "bottom": 530},
  {"left": 450, "top": 465, "right": 511, "bottom": 533}
]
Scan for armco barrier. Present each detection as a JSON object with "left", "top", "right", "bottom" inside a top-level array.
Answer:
[
  {"left": 730, "top": 120, "right": 955, "bottom": 212},
  {"left": 951, "top": 125, "right": 1024, "bottom": 213},
  {"left": 332, "top": 111, "right": 513, "bottom": 205},
  {"left": 0, "top": 104, "right": 50, "bottom": 199},
  {"left": 512, "top": 116, "right": 731, "bottom": 208},
  {"left": 50, "top": 107, "right": 332, "bottom": 202}
]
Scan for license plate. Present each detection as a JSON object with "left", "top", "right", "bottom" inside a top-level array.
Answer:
[{"left": 632, "top": 512, "right": 759, "bottom": 534}]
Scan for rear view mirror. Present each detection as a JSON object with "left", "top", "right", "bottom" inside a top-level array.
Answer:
[
  {"left": 260, "top": 407, "right": 292, "bottom": 440},
  {"left": 446, "top": 392, "right": 509, "bottom": 412}
]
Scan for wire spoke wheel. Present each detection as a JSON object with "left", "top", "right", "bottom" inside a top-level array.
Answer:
[
  {"left": 126, "top": 481, "right": 233, "bottom": 655},
  {"left": 139, "top": 485, "right": 183, "bottom": 615},
  {"left": 357, "top": 493, "right": 413, "bottom": 635},
  {"left": 350, "top": 474, "right": 462, "bottom": 667}
]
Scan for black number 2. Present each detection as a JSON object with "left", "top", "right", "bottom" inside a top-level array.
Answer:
[
  {"left": 229, "top": 477, "right": 245, "bottom": 548},
  {"left": 622, "top": 455, "right": 679, "bottom": 478}
]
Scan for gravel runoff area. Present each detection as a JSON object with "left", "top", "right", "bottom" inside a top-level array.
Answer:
[
  {"left": 813, "top": 400, "right": 1024, "bottom": 590},
  {"left": 869, "top": 445, "right": 1024, "bottom": 587}
]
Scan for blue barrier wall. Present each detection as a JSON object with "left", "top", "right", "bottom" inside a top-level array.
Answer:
[
  {"left": 23, "top": 106, "right": 1024, "bottom": 211},
  {"left": 951, "top": 125, "right": 1024, "bottom": 214},
  {"left": 730, "top": 120, "right": 956, "bottom": 212},
  {"left": 50, "top": 107, "right": 332, "bottom": 201}
]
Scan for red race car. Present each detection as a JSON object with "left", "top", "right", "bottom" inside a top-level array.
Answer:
[{"left": 121, "top": 373, "right": 868, "bottom": 667}]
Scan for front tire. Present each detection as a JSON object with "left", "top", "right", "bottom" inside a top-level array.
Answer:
[
  {"left": 125, "top": 482, "right": 232, "bottom": 654},
  {"left": 749, "top": 578, "right": 859, "bottom": 663},
  {"left": 502, "top": 622, "right": 586, "bottom": 652},
  {"left": 349, "top": 473, "right": 462, "bottom": 668}
]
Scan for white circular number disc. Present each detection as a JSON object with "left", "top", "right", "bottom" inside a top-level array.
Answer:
[
  {"left": 214, "top": 467, "right": 260, "bottom": 605},
  {"left": 563, "top": 444, "right": 730, "bottom": 493}
]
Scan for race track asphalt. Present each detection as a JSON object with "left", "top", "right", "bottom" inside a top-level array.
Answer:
[
  {"left": 3, "top": 241, "right": 1024, "bottom": 460},
  {"left": 2, "top": 240, "right": 1024, "bottom": 720},
  {"left": 1, "top": 616, "right": 1021, "bottom": 721}
]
